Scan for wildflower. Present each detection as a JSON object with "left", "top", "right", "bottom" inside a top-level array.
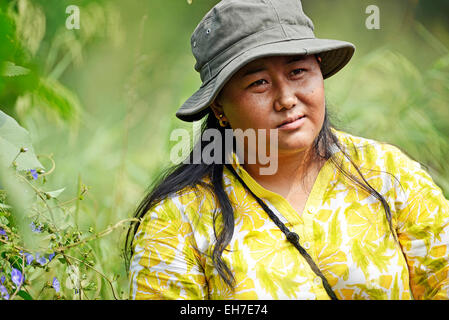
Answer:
[
  {"left": 1, "top": 275, "right": 5, "bottom": 284},
  {"left": 24, "top": 253, "right": 34, "bottom": 265},
  {"left": 29, "top": 169, "right": 38, "bottom": 180},
  {"left": 30, "top": 221, "right": 42, "bottom": 233},
  {"left": 48, "top": 252, "right": 55, "bottom": 262},
  {"left": 11, "top": 268, "right": 24, "bottom": 287},
  {"left": 35, "top": 253, "right": 47, "bottom": 266},
  {"left": 0, "top": 285, "right": 9, "bottom": 300},
  {"left": 52, "top": 277, "right": 60, "bottom": 293},
  {"left": 0, "top": 228, "right": 8, "bottom": 240}
]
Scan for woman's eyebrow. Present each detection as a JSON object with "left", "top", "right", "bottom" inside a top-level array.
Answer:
[
  {"left": 241, "top": 65, "right": 265, "bottom": 78},
  {"left": 286, "top": 55, "right": 306, "bottom": 64}
]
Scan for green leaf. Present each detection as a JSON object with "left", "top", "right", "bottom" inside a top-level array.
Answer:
[
  {"left": 0, "top": 215, "right": 9, "bottom": 225},
  {"left": 33, "top": 77, "right": 81, "bottom": 123},
  {"left": 0, "top": 203, "right": 11, "bottom": 209},
  {"left": 17, "top": 290, "right": 33, "bottom": 300},
  {"left": 0, "top": 110, "right": 43, "bottom": 170},
  {"left": 45, "top": 187, "right": 66, "bottom": 199},
  {"left": 1, "top": 61, "right": 30, "bottom": 77}
]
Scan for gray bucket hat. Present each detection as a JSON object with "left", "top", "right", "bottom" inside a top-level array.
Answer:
[{"left": 176, "top": 0, "right": 355, "bottom": 122}]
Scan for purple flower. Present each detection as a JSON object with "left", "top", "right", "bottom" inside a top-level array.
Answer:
[
  {"left": 0, "top": 275, "right": 5, "bottom": 284},
  {"left": 52, "top": 277, "right": 60, "bottom": 293},
  {"left": 48, "top": 252, "right": 55, "bottom": 261},
  {"left": 30, "top": 222, "right": 42, "bottom": 233},
  {"left": 24, "top": 253, "right": 34, "bottom": 265},
  {"left": 29, "top": 169, "right": 38, "bottom": 180},
  {"left": 0, "top": 228, "right": 7, "bottom": 240},
  {"left": 0, "top": 285, "right": 9, "bottom": 300},
  {"left": 35, "top": 253, "right": 47, "bottom": 266},
  {"left": 11, "top": 268, "right": 24, "bottom": 287}
]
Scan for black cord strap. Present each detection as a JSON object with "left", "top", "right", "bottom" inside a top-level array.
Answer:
[{"left": 225, "top": 164, "right": 338, "bottom": 300}]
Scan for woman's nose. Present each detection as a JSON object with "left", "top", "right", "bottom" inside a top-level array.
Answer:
[{"left": 273, "top": 81, "right": 298, "bottom": 112}]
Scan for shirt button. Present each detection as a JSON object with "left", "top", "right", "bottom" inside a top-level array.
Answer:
[
  {"left": 313, "top": 277, "right": 321, "bottom": 285},
  {"left": 303, "top": 241, "right": 311, "bottom": 249}
]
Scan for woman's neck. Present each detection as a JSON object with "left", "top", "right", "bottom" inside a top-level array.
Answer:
[{"left": 241, "top": 146, "right": 325, "bottom": 199}]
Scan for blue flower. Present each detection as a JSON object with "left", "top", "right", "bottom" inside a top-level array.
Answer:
[
  {"left": 30, "top": 222, "right": 42, "bottom": 233},
  {"left": 35, "top": 253, "right": 47, "bottom": 266},
  {"left": 0, "top": 228, "right": 7, "bottom": 240},
  {"left": 0, "top": 285, "right": 9, "bottom": 300},
  {"left": 29, "top": 169, "right": 38, "bottom": 180},
  {"left": 11, "top": 268, "right": 24, "bottom": 287},
  {"left": 0, "top": 275, "right": 5, "bottom": 284},
  {"left": 24, "top": 253, "right": 34, "bottom": 265},
  {"left": 48, "top": 252, "right": 55, "bottom": 261},
  {"left": 52, "top": 277, "right": 60, "bottom": 293}
]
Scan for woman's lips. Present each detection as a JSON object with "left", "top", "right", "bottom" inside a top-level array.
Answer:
[{"left": 277, "top": 115, "right": 306, "bottom": 130}]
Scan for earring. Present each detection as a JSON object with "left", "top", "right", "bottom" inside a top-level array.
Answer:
[{"left": 218, "top": 114, "right": 228, "bottom": 127}]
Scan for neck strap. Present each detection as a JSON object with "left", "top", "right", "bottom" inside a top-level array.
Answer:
[{"left": 224, "top": 164, "right": 338, "bottom": 300}]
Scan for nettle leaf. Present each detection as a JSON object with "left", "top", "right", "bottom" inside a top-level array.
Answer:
[
  {"left": 0, "top": 110, "right": 43, "bottom": 170},
  {"left": 1, "top": 61, "right": 30, "bottom": 77},
  {"left": 33, "top": 77, "right": 81, "bottom": 122}
]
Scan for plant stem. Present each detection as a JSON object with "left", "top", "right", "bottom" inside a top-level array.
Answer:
[
  {"left": 52, "top": 218, "right": 139, "bottom": 252},
  {"left": 10, "top": 253, "right": 25, "bottom": 300}
]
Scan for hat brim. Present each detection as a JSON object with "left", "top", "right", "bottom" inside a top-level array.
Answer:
[{"left": 176, "top": 38, "right": 355, "bottom": 122}]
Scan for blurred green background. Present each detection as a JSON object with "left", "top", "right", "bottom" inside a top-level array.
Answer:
[{"left": 0, "top": 0, "right": 448, "bottom": 299}]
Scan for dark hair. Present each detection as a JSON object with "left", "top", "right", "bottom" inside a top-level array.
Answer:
[{"left": 124, "top": 105, "right": 399, "bottom": 290}]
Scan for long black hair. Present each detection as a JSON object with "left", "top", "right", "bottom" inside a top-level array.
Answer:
[{"left": 124, "top": 105, "right": 399, "bottom": 289}]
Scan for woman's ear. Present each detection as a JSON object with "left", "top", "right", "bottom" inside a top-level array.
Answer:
[
  {"left": 210, "top": 99, "right": 226, "bottom": 121},
  {"left": 210, "top": 98, "right": 230, "bottom": 127}
]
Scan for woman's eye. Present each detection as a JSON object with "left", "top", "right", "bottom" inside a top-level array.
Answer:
[
  {"left": 249, "top": 79, "right": 268, "bottom": 87},
  {"left": 291, "top": 68, "right": 305, "bottom": 76}
]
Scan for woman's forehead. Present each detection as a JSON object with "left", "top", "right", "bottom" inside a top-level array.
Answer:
[{"left": 237, "top": 54, "right": 311, "bottom": 76}]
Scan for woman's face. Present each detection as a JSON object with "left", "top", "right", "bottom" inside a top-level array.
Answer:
[{"left": 212, "top": 54, "right": 325, "bottom": 156}]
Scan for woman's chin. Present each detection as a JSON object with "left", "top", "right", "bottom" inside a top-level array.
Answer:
[
  {"left": 277, "top": 132, "right": 316, "bottom": 153},
  {"left": 277, "top": 141, "right": 313, "bottom": 155}
]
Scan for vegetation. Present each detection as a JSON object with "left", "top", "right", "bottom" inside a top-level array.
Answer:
[{"left": 0, "top": 0, "right": 448, "bottom": 299}]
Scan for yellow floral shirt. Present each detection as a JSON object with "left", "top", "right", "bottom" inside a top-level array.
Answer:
[{"left": 129, "top": 129, "right": 449, "bottom": 300}]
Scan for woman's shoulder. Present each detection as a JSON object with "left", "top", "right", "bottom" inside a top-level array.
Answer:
[
  {"left": 141, "top": 177, "right": 216, "bottom": 224},
  {"left": 331, "top": 127, "right": 423, "bottom": 173}
]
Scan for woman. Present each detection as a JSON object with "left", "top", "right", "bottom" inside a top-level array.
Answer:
[{"left": 126, "top": 0, "right": 449, "bottom": 300}]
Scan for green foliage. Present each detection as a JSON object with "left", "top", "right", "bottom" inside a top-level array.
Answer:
[
  {"left": 0, "top": 110, "right": 43, "bottom": 170},
  {"left": 0, "top": 110, "right": 136, "bottom": 300},
  {"left": 327, "top": 46, "right": 449, "bottom": 196},
  {"left": 0, "top": 0, "right": 448, "bottom": 301},
  {"left": 1, "top": 61, "right": 30, "bottom": 77}
]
